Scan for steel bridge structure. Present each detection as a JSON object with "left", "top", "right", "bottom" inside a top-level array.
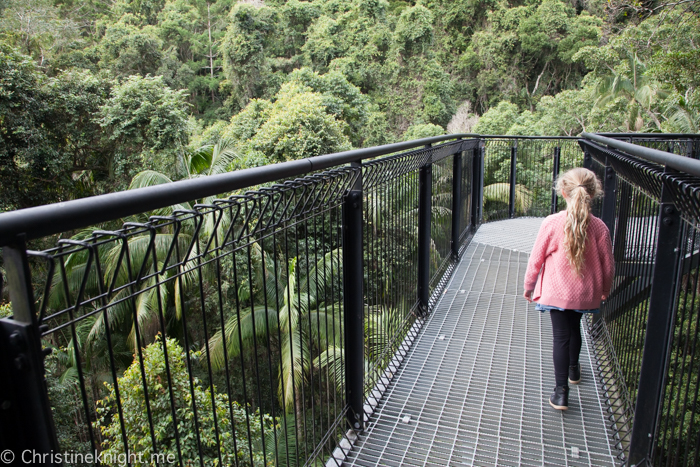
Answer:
[{"left": 1, "top": 133, "right": 700, "bottom": 467}]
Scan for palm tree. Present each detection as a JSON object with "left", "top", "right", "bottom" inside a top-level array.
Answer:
[
  {"left": 664, "top": 91, "right": 700, "bottom": 133},
  {"left": 205, "top": 249, "right": 343, "bottom": 422},
  {"left": 46, "top": 140, "right": 242, "bottom": 356},
  {"left": 483, "top": 183, "right": 533, "bottom": 213},
  {"left": 595, "top": 53, "right": 669, "bottom": 131}
]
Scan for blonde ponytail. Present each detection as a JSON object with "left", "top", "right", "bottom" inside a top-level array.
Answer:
[{"left": 556, "top": 168, "right": 603, "bottom": 276}]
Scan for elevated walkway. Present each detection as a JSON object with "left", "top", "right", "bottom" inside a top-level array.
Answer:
[{"left": 345, "top": 219, "right": 620, "bottom": 466}]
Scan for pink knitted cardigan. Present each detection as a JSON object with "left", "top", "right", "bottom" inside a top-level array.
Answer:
[{"left": 524, "top": 211, "right": 615, "bottom": 310}]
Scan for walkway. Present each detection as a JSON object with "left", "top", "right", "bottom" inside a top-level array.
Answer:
[{"left": 344, "top": 218, "right": 620, "bottom": 466}]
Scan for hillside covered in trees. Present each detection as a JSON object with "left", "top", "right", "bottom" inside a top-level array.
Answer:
[{"left": 1, "top": 0, "right": 698, "bottom": 211}]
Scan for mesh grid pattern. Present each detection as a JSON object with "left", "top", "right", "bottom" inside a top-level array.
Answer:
[{"left": 344, "top": 220, "right": 620, "bottom": 466}]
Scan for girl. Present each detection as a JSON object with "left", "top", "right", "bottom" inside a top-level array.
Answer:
[{"left": 523, "top": 168, "right": 614, "bottom": 410}]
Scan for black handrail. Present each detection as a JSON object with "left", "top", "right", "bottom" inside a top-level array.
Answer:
[
  {"left": 598, "top": 132, "right": 700, "bottom": 138},
  {"left": 480, "top": 135, "right": 580, "bottom": 140},
  {"left": 582, "top": 132, "right": 700, "bottom": 177},
  {"left": 0, "top": 134, "right": 475, "bottom": 246}
]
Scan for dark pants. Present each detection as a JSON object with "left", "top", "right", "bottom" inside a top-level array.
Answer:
[{"left": 550, "top": 309, "right": 583, "bottom": 387}]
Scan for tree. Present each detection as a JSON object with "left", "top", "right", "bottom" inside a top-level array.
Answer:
[
  {"left": 0, "top": 44, "right": 53, "bottom": 211},
  {"left": 206, "top": 250, "right": 343, "bottom": 425},
  {"left": 395, "top": 5, "right": 434, "bottom": 57},
  {"left": 99, "top": 75, "right": 190, "bottom": 189},
  {"left": 402, "top": 123, "right": 444, "bottom": 141},
  {"left": 0, "top": 0, "right": 80, "bottom": 67},
  {"left": 98, "top": 21, "right": 164, "bottom": 78},
  {"left": 595, "top": 52, "right": 669, "bottom": 131},
  {"left": 472, "top": 101, "right": 520, "bottom": 135},
  {"left": 96, "top": 335, "right": 270, "bottom": 466},
  {"left": 447, "top": 101, "right": 479, "bottom": 134},
  {"left": 222, "top": 80, "right": 351, "bottom": 162},
  {"left": 221, "top": 2, "right": 277, "bottom": 111}
]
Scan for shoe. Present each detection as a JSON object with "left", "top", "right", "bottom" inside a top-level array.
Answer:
[
  {"left": 549, "top": 385, "right": 569, "bottom": 410},
  {"left": 568, "top": 364, "right": 581, "bottom": 385}
]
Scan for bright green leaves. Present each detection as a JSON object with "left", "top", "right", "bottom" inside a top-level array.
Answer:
[
  {"left": 98, "top": 21, "right": 164, "bottom": 78},
  {"left": 220, "top": 68, "right": 371, "bottom": 162},
  {"left": 99, "top": 75, "right": 190, "bottom": 186},
  {"left": 221, "top": 2, "right": 278, "bottom": 111},
  {"left": 96, "top": 336, "right": 270, "bottom": 466},
  {"left": 473, "top": 101, "right": 520, "bottom": 135},
  {"left": 395, "top": 5, "right": 434, "bottom": 57},
  {"left": 246, "top": 82, "right": 351, "bottom": 162}
]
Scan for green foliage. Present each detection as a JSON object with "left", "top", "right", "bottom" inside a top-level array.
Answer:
[
  {"left": 99, "top": 75, "right": 190, "bottom": 187},
  {"left": 98, "top": 21, "right": 163, "bottom": 77},
  {"left": 0, "top": 302, "right": 11, "bottom": 318},
  {"left": 221, "top": 73, "right": 356, "bottom": 162},
  {"left": 113, "top": 0, "right": 167, "bottom": 26},
  {"left": 248, "top": 83, "right": 350, "bottom": 162},
  {"left": 473, "top": 101, "right": 520, "bottom": 135},
  {"left": 1, "top": 0, "right": 698, "bottom": 209},
  {"left": 0, "top": 0, "right": 81, "bottom": 67},
  {"left": 402, "top": 123, "right": 444, "bottom": 141},
  {"left": 0, "top": 44, "right": 51, "bottom": 211},
  {"left": 221, "top": 2, "right": 277, "bottom": 111},
  {"left": 395, "top": 5, "right": 433, "bottom": 56},
  {"left": 96, "top": 336, "right": 270, "bottom": 466}
]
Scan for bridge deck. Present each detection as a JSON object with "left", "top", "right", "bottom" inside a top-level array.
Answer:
[{"left": 344, "top": 218, "right": 620, "bottom": 467}]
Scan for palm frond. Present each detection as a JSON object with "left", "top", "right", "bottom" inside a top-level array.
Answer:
[
  {"left": 313, "top": 346, "right": 345, "bottom": 394},
  {"left": 205, "top": 305, "right": 278, "bottom": 371},
  {"left": 279, "top": 330, "right": 310, "bottom": 411},
  {"left": 483, "top": 183, "right": 533, "bottom": 212}
]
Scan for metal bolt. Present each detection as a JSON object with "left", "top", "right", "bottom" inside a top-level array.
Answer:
[
  {"left": 664, "top": 206, "right": 674, "bottom": 215},
  {"left": 354, "top": 423, "right": 360, "bottom": 429},
  {"left": 8, "top": 331, "right": 22, "bottom": 348},
  {"left": 14, "top": 355, "right": 27, "bottom": 371},
  {"left": 663, "top": 217, "right": 673, "bottom": 226}
]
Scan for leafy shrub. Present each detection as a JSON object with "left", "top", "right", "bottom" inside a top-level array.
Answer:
[{"left": 96, "top": 336, "right": 271, "bottom": 466}]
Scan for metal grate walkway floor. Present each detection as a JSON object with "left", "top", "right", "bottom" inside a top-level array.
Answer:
[{"left": 344, "top": 219, "right": 619, "bottom": 466}]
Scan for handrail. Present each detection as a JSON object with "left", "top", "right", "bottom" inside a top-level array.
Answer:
[
  {"left": 582, "top": 132, "right": 700, "bottom": 177},
  {"left": 598, "top": 132, "right": 700, "bottom": 138},
  {"left": 480, "top": 135, "right": 580, "bottom": 140},
  {"left": 0, "top": 134, "right": 475, "bottom": 246},
  {"left": 3, "top": 132, "right": 696, "bottom": 246}
]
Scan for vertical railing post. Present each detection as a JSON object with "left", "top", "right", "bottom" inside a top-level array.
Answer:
[
  {"left": 686, "top": 139, "right": 697, "bottom": 160},
  {"left": 509, "top": 140, "right": 517, "bottom": 218},
  {"left": 417, "top": 147, "right": 433, "bottom": 316},
  {"left": 627, "top": 167, "right": 682, "bottom": 466},
  {"left": 601, "top": 161, "right": 618, "bottom": 236},
  {"left": 551, "top": 146, "right": 561, "bottom": 214},
  {"left": 451, "top": 150, "right": 463, "bottom": 260},
  {"left": 583, "top": 147, "right": 593, "bottom": 170},
  {"left": 342, "top": 162, "right": 364, "bottom": 431},
  {"left": 471, "top": 141, "right": 484, "bottom": 230},
  {"left": 594, "top": 160, "right": 618, "bottom": 326},
  {"left": 0, "top": 236, "right": 60, "bottom": 464}
]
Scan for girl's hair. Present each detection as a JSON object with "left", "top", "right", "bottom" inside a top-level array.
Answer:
[{"left": 555, "top": 168, "right": 603, "bottom": 276}]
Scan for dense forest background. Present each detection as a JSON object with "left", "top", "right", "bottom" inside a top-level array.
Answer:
[{"left": 0, "top": 0, "right": 698, "bottom": 213}]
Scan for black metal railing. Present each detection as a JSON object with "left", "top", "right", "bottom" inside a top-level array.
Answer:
[
  {"left": 0, "top": 135, "right": 482, "bottom": 467},
  {"left": 4, "top": 131, "right": 700, "bottom": 467},
  {"left": 581, "top": 133, "right": 700, "bottom": 467},
  {"left": 599, "top": 133, "right": 700, "bottom": 159},
  {"left": 481, "top": 136, "right": 582, "bottom": 221}
]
